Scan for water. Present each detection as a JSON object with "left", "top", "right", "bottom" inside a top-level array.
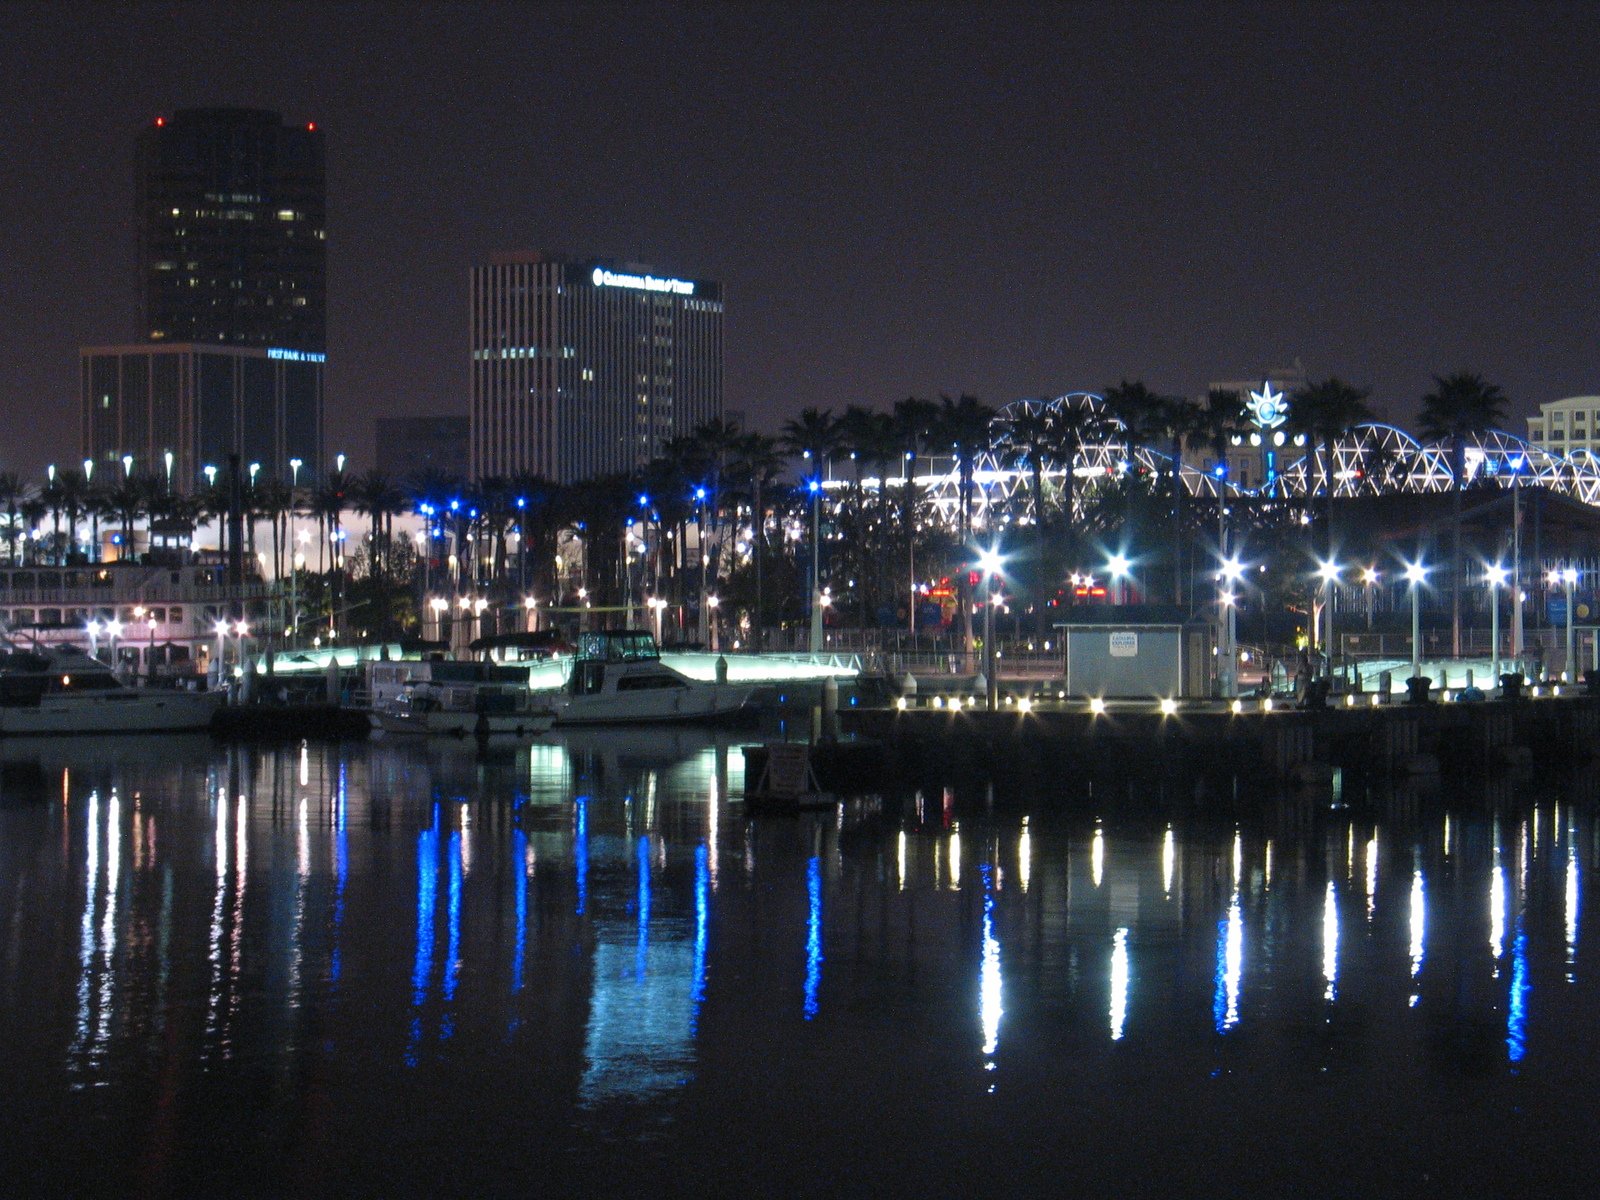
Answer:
[{"left": 1, "top": 733, "right": 1597, "bottom": 1196}]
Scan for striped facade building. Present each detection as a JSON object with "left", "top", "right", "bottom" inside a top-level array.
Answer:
[{"left": 469, "top": 252, "right": 723, "bottom": 483}]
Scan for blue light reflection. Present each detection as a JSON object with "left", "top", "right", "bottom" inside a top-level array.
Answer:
[{"left": 804, "top": 856, "right": 823, "bottom": 1020}]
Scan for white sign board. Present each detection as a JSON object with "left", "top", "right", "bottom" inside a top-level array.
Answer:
[{"left": 1109, "top": 631, "right": 1138, "bottom": 658}]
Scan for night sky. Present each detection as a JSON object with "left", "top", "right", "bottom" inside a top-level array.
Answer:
[{"left": 3, "top": 1, "right": 1598, "bottom": 478}]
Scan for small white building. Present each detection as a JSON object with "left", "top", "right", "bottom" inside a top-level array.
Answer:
[{"left": 1525, "top": 396, "right": 1600, "bottom": 460}]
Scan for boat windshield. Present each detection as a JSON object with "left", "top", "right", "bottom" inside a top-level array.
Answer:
[{"left": 575, "top": 631, "right": 661, "bottom": 663}]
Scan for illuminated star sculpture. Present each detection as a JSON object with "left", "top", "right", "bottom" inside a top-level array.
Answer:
[{"left": 1246, "top": 381, "right": 1288, "bottom": 429}]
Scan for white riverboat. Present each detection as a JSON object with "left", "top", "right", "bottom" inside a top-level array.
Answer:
[
  {"left": 544, "top": 630, "right": 753, "bottom": 726},
  {"left": 368, "top": 660, "right": 555, "bottom": 737},
  {"left": 0, "top": 645, "right": 224, "bottom": 735}
]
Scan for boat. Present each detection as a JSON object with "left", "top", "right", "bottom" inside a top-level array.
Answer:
[
  {"left": 543, "top": 630, "right": 753, "bottom": 726},
  {"left": 368, "top": 659, "right": 555, "bottom": 737},
  {"left": 0, "top": 644, "right": 224, "bottom": 735}
]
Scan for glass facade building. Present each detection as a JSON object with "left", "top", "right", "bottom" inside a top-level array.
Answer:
[
  {"left": 81, "top": 344, "right": 323, "bottom": 491},
  {"left": 137, "top": 108, "right": 325, "bottom": 352},
  {"left": 469, "top": 253, "right": 723, "bottom": 483}
]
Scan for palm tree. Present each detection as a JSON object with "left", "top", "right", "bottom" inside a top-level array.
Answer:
[
  {"left": 1418, "top": 372, "right": 1509, "bottom": 654},
  {"left": 995, "top": 402, "right": 1058, "bottom": 632},
  {"left": 780, "top": 406, "right": 841, "bottom": 633},
  {"left": 0, "top": 472, "right": 28, "bottom": 565},
  {"left": 892, "top": 396, "right": 941, "bottom": 631},
  {"left": 1289, "top": 377, "right": 1375, "bottom": 563},
  {"left": 1042, "top": 396, "right": 1109, "bottom": 529},
  {"left": 934, "top": 393, "right": 997, "bottom": 652},
  {"left": 732, "top": 432, "right": 784, "bottom": 650}
]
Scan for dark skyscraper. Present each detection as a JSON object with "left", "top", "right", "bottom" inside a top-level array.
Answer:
[{"left": 136, "top": 108, "right": 325, "bottom": 352}]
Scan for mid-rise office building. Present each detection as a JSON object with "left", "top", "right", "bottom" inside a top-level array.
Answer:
[
  {"left": 137, "top": 108, "right": 325, "bottom": 351},
  {"left": 469, "top": 253, "right": 723, "bottom": 482},
  {"left": 1526, "top": 396, "right": 1600, "bottom": 460},
  {"left": 374, "top": 416, "right": 469, "bottom": 480},
  {"left": 81, "top": 343, "right": 323, "bottom": 490}
]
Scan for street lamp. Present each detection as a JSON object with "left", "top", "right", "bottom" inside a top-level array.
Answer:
[
  {"left": 163, "top": 450, "right": 174, "bottom": 492},
  {"left": 1107, "top": 553, "right": 1130, "bottom": 605},
  {"left": 428, "top": 596, "right": 447, "bottom": 642},
  {"left": 214, "top": 618, "right": 230, "bottom": 682},
  {"left": 977, "top": 545, "right": 1004, "bottom": 710},
  {"left": 1404, "top": 561, "right": 1428, "bottom": 680},
  {"left": 524, "top": 594, "right": 539, "bottom": 633},
  {"left": 1361, "top": 566, "right": 1379, "bottom": 630},
  {"left": 86, "top": 618, "right": 101, "bottom": 661},
  {"left": 1317, "top": 559, "right": 1340, "bottom": 677},
  {"left": 706, "top": 593, "right": 721, "bottom": 651},
  {"left": 1219, "top": 556, "right": 1243, "bottom": 698},
  {"left": 648, "top": 595, "right": 667, "bottom": 643},
  {"left": 1485, "top": 563, "right": 1508, "bottom": 684},
  {"left": 121, "top": 454, "right": 133, "bottom": 479},
  {"left": 145, "top": 614, "right": 158, "bottom": 683},
  {"left": 106, "top": 617, "right": 122, "bottom": 674},
  {"left": 806, "top": 471, "right": 824, "bottom": 654},
  {"left": 1562, "top": 566, "right": 1579, "bottom": 681}
]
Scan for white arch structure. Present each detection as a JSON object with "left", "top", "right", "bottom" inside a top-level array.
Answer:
[{"left": 899, "top": 392, "right": 1600, "bottom": 523}]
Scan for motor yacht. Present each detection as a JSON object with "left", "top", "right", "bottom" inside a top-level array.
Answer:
[
  {"left": 543, "top": 630, "right": 753, "bottom": 726},
  {"left": 368, "top": 659, "right": 555, "bottom": 737},
  {"left": 0, "top": 645, "right": 224, "bottom": 735}
]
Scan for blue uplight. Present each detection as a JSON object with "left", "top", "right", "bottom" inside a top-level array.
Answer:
[{"left": 804, "top": 856, "right": 824, "bottom": 1020}]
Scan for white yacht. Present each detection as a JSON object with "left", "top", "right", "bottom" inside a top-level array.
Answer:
[
  {"left": 368, "top": 660, "right": 555, "bottom": 738},
  {"left": 544, "top": 630, "right": 753, "bottom": 726},
  {"left": 0, "top": 645, "right": 224, "bottom": 735}
]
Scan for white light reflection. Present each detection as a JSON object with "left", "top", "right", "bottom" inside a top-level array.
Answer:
[
  {"left": 1162, "top": 827, "right": 1174, "bottom": 897},
  {"left": 206, "top": 791, "right": 228, "bottom": 1041},
  {"left": 1491, "top": 861, "right": 1507, "bottom": 967},
  {"left": 979, "top": 865, "right": 1002, "bottom": 1069},
  {"left": 1213, "top": 887, "right": 1242, "bottom": 1033},
  {"left": 1092, "top": 826, "right": 1105, "bottom": 888},
  {"left": 1566, "top": 834, "right": 1580, "bottom": 981},
  {"left": 1109, "top": 928, "right": 1129, "bottom": 1041},
  {"left": 1408, "top": 861, "right": 1425, "bottom": 1005},
  {"left": 1365, "top": 833, "right": 1378, "bottom": 922},
  {"left": 1232, "top": 830, "right": 1242, "bottom": 887},
  {"left": 948, "top": 827, "right": 961, "bottom": 891},
  {"left": 1264, "top": 840, "right": 1273, "bottom": 889},
  {"left": 72, "top": 791, "right": 100, "bottom": 1064},
  {"left": 298, "top": 742, "right": 309, "bottom": 787},
  {"left": 1322, "top": 881, "right": 1339, "bottom": 1002},
  {"left": 1018, "top": 818, "right": 1031, "bottom": 894},
  {"left": 896, "top": 831, "right": 907, "bottom": 892}
]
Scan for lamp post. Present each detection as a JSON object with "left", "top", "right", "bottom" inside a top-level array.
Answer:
[
  {"left": 1563, "top": 566, "right": 1578, "bottom": 681},
  {"left": 86, "top": 618, "right": 101, "bottom": 661},
  {"left": 524, "top": 594, "right": 539, "bottom": 634},
  {"left": 706, "top": 594, "right": 720, "bottom": 651},
  {"left": 1485, "top": 564, "right": 1508, "bottom": 685},
  {"left": 1219, "top": 556, "right": 1243, "bottom": 698},
  {"left": 145, "top": 615, "right": 158, "bottom": 684},
  {"left": 428, "top": 596, "right": 447, "bottom": 643},
  {"left": 121, "top": 454, "right": 133, "bottom": 479},
  {"left": 214, "top": 619, "right": 230, "bottom": 684},
  {"left": 106, "top": 618, "right": 122, "bottom": 675},
  {"left": 163, "top": 450, "right": 173, "bottom": 493},
  {"left": 695, "top": 486, "right": 709, "bottom": 645},
  {"left": 805, "top": 463, "right": 823, "bottom": 654},
  {"left": 1107, "top": 553, "right": 1130, "bottom": 606},
  {"left": 648, "top": 595, "right": 667, "bottom": 644},
  {"left": 1362, "top": 566, "right": 1378, "bottom": 631},
  {"left": 1317, "top": 559, "right": 1340, "bottom": 678},
  {"left": 1510, "top": 454, "right": 1524, "bottom": 664},
  {"left": 1405, "top": 561, "right": 1427, "bottom": 680},
  {"left": 978, "top": 545, "right": 1004, "bottom": 710}
]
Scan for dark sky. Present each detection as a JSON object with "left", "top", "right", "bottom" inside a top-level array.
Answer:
[{"left": 3, "top": 1, "right": 1599, "bottom": 477}]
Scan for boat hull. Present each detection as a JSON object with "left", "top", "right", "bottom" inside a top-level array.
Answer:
[
  {"left": 370, "top": 710, "right": 555, "bottom": 737},
  {"left": 0, "top": 690, "right": 225, "bottom": 736},
  {"left": 548, "top": 684, "right": 753, "bottom": 726}
]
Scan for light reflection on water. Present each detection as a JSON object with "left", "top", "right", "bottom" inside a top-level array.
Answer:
[{"left": 1, "top": 734, "right": 1599, "bottom": 1193}]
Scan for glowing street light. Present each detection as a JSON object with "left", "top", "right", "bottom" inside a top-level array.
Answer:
[
  {"left": 1361, "top": 566, "right": 1379, "bottom": 630},
  {"left": 1218, "top": 556, "right": 1243, "bottom": 698},
  {"left": 977, "top": 544, "right": 1005, "bottom": 710},
  {"left": 1317, "top": 559, "right": 1340, "bottom": 677},
  {"left": 1106, "top": 553, "right": 1130, "bottom": 605},
  {"left": 1485, "top": 563, "right": 1508, "bottom": 683},
  {"left": 1562, "top": 566, "right": 1579, "bottom": 681},
  {"left": 1405, "top": 561, "right": 1428, "bottom": 679}
]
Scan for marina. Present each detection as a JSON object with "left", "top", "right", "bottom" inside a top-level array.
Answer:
[{"left": 0, "top": 731, "right": 1595, "bottom": 1196}]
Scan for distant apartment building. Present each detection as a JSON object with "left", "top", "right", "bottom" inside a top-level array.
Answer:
[
  {"left": 137, "top": 108, "right": 326, "bottom": 352},
  {"left": 81, "top": 343, "right": 323, "bottom": 490},
  {"left": 469, "top": 252, "right": 724, "bottom": 483},
  {"left": 1526, "top": 397, "right": 1600, "bottom": 460},
  {"left": 374, "top": 416, "right": 469, "bottom": 480}
]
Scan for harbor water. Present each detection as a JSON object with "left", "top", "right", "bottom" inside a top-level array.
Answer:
[{"left": 0, "top": 732, "right": 1596, "bottom": 1196}]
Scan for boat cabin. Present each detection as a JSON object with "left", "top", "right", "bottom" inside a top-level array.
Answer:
[{"left": 568, "top": 630, "right": 682, "bottom": 697}]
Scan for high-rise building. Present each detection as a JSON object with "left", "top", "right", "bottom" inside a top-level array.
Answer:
[
  {"left": 374, "top": 416, "right": 469, "bottom": 480},
  {"left": 469, "top": 253, "right": 723, "bottom": 482},
  {"left": 137, "top": 108, "right": 325, "bottom": 351},
  {"left": 81, "top": 343, "right": 323, "bottom": 490}
]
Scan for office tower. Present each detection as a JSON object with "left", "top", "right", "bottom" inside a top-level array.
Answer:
[
  {"left": 81, "top": 343, "right": 324, "bottom": 491},
  {"left": 137, "top": 108, "right": 325, "bottom": 351},
  {"left": 469, "top": 253, "right": 723, "bottom": 482}
]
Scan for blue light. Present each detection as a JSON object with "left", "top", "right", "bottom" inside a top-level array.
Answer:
[
  {"left": 444, "top": 831, "right": 462, "bottom": 1012},
  {"left": 574, "top": 796, "right": 589, "bottom": 915},
  {"left": 691, "top": 843, "right": 708, "bottom": 1032},
  {"left": 449, "top": 499, "right": 460, "bottom": 511},
  {"left": 332, "top": 762, "right": 347, "bottom": 984},
  {"left": 516, "top": 497, "right": 526, "bottom": 509},
  {"left": 1508, "top": 917, "right": 1529, "bottom": 1064},
  {"left": 694, "top": 486, "right": 707, "bottom": 501},
  {"left": 636, "top": 835, "right": 652, "bottom": 982},
  {"left": 808, "top": 479, "right": 820, "bottom": 494},
  {"left": 804, "top": 856, "right": 823, "bottom": 1020},
  {"left": 638, "top": 493, "right": 649, "bottom": 507},
  {"left": 407, "top": 808, "right": 440, "bottom": 1067},
  {"left": 1212, "top": 464, "right": 1226, "bottom": 478}
]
